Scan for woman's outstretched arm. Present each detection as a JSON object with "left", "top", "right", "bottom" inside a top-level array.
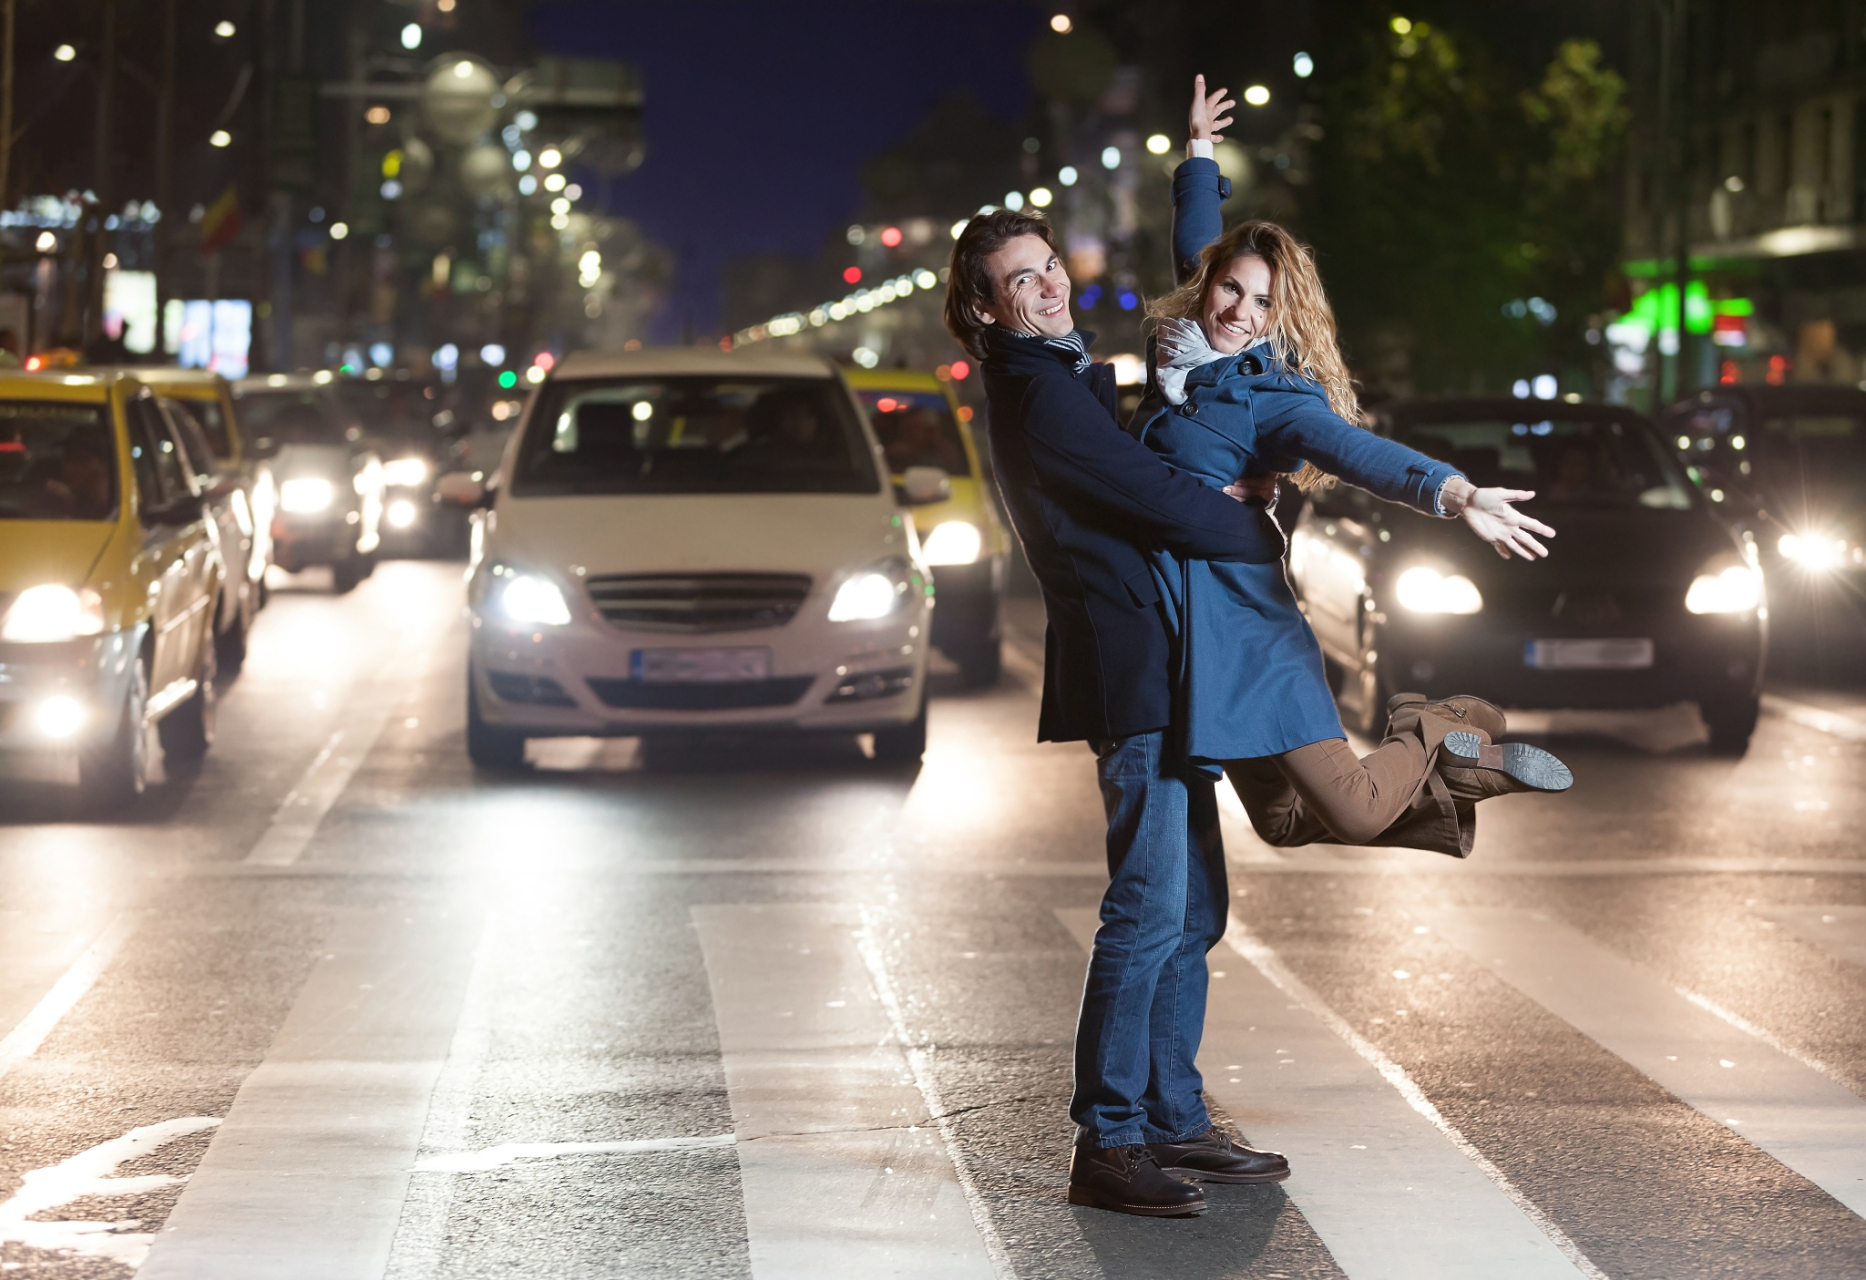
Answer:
[{"left": 1170, "top": 76, "right": 1234, "bottom": 286}]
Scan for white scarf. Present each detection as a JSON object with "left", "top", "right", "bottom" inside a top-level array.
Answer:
[{"left": 1153, "top": 317, "right": 1235, "bottom": 405}]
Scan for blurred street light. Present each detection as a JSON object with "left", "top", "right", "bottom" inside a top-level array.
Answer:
[
  {"left": 34, "top": 231, "right": 55, "bottom": 252},
  {"left": 544, "top": 172, "right": 565, "bottom": 191},
  {"left": 1058, "top": 165, "right": 1078, "bottom": 186},
  {"left": 209, "top": 130, "right": 231, "bottom": 147},
  {"left": 1391, "top": 16, "right": 1412, "bottom": 34},
  {"left": 512, "top": 149, "right": 531, "bottom": 170},
  {"left": 1029, "top": 186, "right": 1053, "bottom": 207},
  {"left": 1100, "top": 146, "right": 1120, "bottom": 170},
  {"left": 1049, "top": 14, "right": 1072, "bottom": 33},
  {"left": 1293, "top": 52, "right": 1314, "bottom": 78},
  {"left": 400, "top": 23, "right": 422, "bottom": 50},
  {"left": 329, "top": 222, "right": 349, "bottom": 240},
  {"left": 1244, "top": 85, "right": 1270, "bottom": 106},
  {"left": 518, "top": 175, "right": 537, "bottom": 195},
  {"left": 366, "top": 106, "right": 391, "bottom": 125},
  {"left": 1004, "top": 191, "right": 1025, "bottom": 211},
  {"left": 53, "top": 44, "right": 75, "bottom": 62},
  {"left": 950, "top": 219, "right": 968, "bottom": 239},
  {"left": 1146, "top": 134, "right": 1170, "bottom": 154},
  {"left": 539, "top": 147, "right": 562, "bottom": 168}
]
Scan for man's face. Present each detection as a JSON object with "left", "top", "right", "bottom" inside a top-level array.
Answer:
[{"left": 977, "top": 234, "right": 1073, "bottom": 340}]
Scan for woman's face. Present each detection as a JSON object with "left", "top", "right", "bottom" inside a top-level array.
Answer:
[{"left": 1202, "top": 254, "right": 1273, "bottom": 354}]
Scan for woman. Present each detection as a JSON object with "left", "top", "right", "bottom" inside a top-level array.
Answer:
[{"left": 1129, "top": 77, "right": 1571, "bottom": 857}]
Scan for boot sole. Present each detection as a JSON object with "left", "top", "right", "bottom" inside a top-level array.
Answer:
[
  {"left": 1442, "top": 732, "right": 1573, "bottom": 792},
  {"left": 1066, "top": 1185, "right": 1206, "bottom": 1216},
  {"left": 1160, "top": 1165, "right": 1291, "bottom": 1185}
]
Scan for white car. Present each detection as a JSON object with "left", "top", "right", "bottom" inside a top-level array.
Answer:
[{"left": 450, "top": 348, "right": 935, "bottom": 767}]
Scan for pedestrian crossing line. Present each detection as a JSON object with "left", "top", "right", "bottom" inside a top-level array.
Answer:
[
  {"left": 1748, "top": 903, "right": 1866, "bottom": 969},
  {"left": 1418, "top": 906, "right": 1866, "bottom": 1219},
  {"left": 139, "top": 908, "right": 487, "bottom": 1280},
  {"left": 1055, "top": 908, "right": 1599, "bottom": 1280},
  {"left": 692, "top": 904, "right": 1001, "bottom": 1280}
]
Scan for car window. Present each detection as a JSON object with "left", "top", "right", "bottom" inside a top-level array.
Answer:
[
  {"left": 1755, "top": 414, "right": 1866, "bottom": 483},
  {"left": 125, "top": 397, "right": 193, "bottom": 509},
  {"left": 1393, "top": 414, "right": 1694, "bottom": 510},
  {"left": 236, "top": 389, "right": 351, "bottom": 446},
  {"left": 168, "top": 396, "right": 233, "bottom": 459},
  {"left": 510, "top": 376, "right": 881, "bottom": 497},
  {"left": 0, "top": 401, "right": 118, "bottom": 521},
  {"left": 855, "top": 390, "right": 968, "bottom": 475},
  {"left": 160, "top": 399, "right": 218, "bottom": 483}
]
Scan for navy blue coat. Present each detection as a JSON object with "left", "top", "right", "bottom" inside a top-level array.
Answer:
[{"left": 978, "top": 325, "right": 1286, "bottom": 743}]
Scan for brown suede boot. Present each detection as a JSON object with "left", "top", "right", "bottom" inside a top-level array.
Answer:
[
  {"left": 1437, "top": 730, "right": 1574, "bottom": 800},
  {"left": 1386, "top": 691, "right": 1508, "bottom": 742}
]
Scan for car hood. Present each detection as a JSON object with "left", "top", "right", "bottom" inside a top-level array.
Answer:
[
  {"left": 488, "top": 492, "right": 908, "bottom": 580},
  {"left": 1381, "top": 502, "right": 1740, "bottom": 591},
  {"left": 0, "top": 521, "right": 116, "bottom": 594}
]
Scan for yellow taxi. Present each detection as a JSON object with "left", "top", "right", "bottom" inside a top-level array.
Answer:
[
  {"left": 111, "top": 367, "right": 272, "bottom": 669},
  {"left": 0, "top": 372, "right": 224, "bottom": 807},
  {"left": 844, "top": 366, "right": 1009, "bottom": 684}
]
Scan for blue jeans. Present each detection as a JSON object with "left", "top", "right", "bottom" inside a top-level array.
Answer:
[{"left": 1071, "top": 730, "right": 1228, "bottom": 1148}]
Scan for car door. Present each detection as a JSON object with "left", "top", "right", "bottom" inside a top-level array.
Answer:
[
  {"left": 124, "top": 394, "right": 214, "bottom": 701},
  {"left": 162, "top": 397, "right": 251, "bottom": 614},
  {"left": 1294, "top": 485, "right": 1374, "bottom": 664}
]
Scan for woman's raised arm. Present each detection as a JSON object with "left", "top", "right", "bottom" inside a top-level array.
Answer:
[{"left": 1171, "top": 76, "right": 1234, "bottom": 286}]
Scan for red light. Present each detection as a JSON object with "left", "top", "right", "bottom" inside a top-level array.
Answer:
[
  {"left": 719, "top": 336, "right": 733, "bottom": 351},
  {"left": 935, "top": 364, "right": 952, "bottom": 381},
  {"left": 1719, "top": 360, "right": 1740, "bottom": 385},
  {"left": 949, "top": 360, "right": 970, "bottom": 380},
  {"left": 956, "top": 405, "right": 975, "bottom": 423},
  {"left": 534, "top": 351, "right": 556, "bottom": 371},
  {"left": 875, "top": 397, "right": 898, "bottom": 412},
  {"left": 23, "top": 355, "right": 41, "bottom": 371},
  {"left": 1767, "top": 354, "right": 1789, "bottom": 386},
  {"left": 842, "top": 266, "right": 862, "bottom": 284},
  {"left": 880, "top": 226, "right": 903, "bottom": 248}
]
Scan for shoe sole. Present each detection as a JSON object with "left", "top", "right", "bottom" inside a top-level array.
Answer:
[
  {"left": 1442, "top": 731, "right": 1573, "bottom": 792},
  {"left": 1159, "top": 1165, "right": 1292, "bottom": 1185},
  {"left": 1066, "top": 1186, "right": 1205, "bottom": 1216}
]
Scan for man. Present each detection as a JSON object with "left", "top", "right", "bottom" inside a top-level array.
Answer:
[{"left": 943, "top": 210, "right": 1292, "bottom": 1217}]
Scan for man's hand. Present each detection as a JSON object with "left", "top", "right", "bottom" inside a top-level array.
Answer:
[
  {"left": 1189, "top": 74, "right": 1235, "bottom": 143},
  {"left": 1222, "top": 473, "right": 1280, "bottom": 505},
  {"left": 1441, "top": 477, "right": 1556, "bottom": 559}
]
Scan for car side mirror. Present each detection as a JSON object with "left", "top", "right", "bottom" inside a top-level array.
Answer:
[
  {"left": 900, "top": 466, "right": 952, "bottom": 505},
  {"left": 435, "top": 470, "right": 491, "bottom": 508}
]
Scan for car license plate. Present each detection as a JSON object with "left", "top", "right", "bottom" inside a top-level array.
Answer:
[
  {"left": 631, "top": 647, "right": 771, "bottom": 683},
  {"left": 1523, "top": 638, "right": 1654, "bottom": 670}
]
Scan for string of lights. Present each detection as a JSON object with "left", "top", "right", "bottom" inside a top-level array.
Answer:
[{"left": 731, "top": 266, "right": 943, "bottom": 350}]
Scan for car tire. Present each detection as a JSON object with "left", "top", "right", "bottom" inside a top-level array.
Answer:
[
  {"left": 331, "top": 556, "right": 365, "bottom": 594},
  {"left": 79, "top": 657, "right": 149, "bottom": 811},
  {"left": 954, "top": 638, "right": 1002, "bottom": 688},
  {"left": 216, "top": 607, "right": 248, "bottom": 676},
  {"left": 872, "top": 692, "right": 928, "bottom": 764},
  {"left": 158, "top": 642, "right": 217, "bottom": 761},
  {"left": 467, "top": 677, "right": 528, "bottom": 770},
  {"left": 1701, "top": 695, "right": 1759, "bottom": 757}
]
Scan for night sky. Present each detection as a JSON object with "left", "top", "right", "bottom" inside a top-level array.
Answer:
[{"left": 529, "top": 1, "right": 1041, "bottom": 340}]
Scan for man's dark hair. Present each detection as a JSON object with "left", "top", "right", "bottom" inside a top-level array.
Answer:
[{"left": 942, "top": 210, "right": 1062, "bottom": 362}]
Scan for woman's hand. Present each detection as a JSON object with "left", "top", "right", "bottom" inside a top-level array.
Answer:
[
  {"left": 1189, "top": 74, "right": 1234, "bottom": 143},
  {"left": 1441, "top": 477, "right": 1555, "bottom": 559},
  {"left": 1222, "top": 473, "right": 1280, "bottom": 505}
]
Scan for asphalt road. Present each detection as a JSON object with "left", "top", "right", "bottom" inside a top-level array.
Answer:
[{"left": 2, "top": 559, "right": 1865, "bottom": 1280}]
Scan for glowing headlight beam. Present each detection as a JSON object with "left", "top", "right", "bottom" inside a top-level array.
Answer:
[
  {"left": 828, "top": 571, "right": 902, "bottom": 621},
  {"left": 279, "top": 477, "right": 337, "bottom": 514},
  {"left": 1394, "top": 566, "right": 1483, "bottom": 615},
  {"left": 499, "top": 574, "right": 572, "bottom": 626},
  {"left": 1685, "top": 563, "right": 1762, "bottom": 614},
  {"left": 921, "top": 520, "right": 983, "bottom": 566},
  {"left": 1, "top": 584, "right": 106, "bottom": 642}
]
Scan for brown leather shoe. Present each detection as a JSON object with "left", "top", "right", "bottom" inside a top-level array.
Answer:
[
  {"left": 1437, "top": 730, "right": 1573, "bottom": 800},
  {"left": 1148, "top": 1128, "right": 1291, "bottom": 1184},
  {"left": 1387, "top": 691, "right": 1508, "bottom": 741},
  {"left": 1067, "top": 1142, "right": 1206, "bottom": 1216}
]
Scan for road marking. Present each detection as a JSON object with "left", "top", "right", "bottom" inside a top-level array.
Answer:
[
  {"left": 1419, "top": 906, "right": 1866, "bottom": 1219},
  {"left": 1749, "top": 903, "right": 1866, "bottom": 968},
  {"left": 1056, "top": 909, "right": 1599, "bottom": 1280},
  {"left": 692, "top": 903, "right": 1000, "bottom": 1280},
  {"left": 413, "top": 1134, "right": 738, "bottom": 1173},
  {"left": 1762, "top": 693, "right": 1866, "bottom": 742},
  {"left": 139, "top": 908, "right": 487, "bottom": 1280},
  {"left": 0, "top": 1116, "right": 222, "bottom": 1267},
  {"left": 0, "top": 915, "right": 133, "bottom": 1085}
]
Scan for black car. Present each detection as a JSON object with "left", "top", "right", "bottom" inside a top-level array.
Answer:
[
  {"left": 1658, "top": 385, "right": 1866, "bottom": 663},
  {"left": 1289, "top": 399, "right": 1767, "bottom": 754}
]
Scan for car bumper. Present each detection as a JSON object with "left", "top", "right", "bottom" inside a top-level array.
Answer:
[
  {"left": 928, "top": 558, "right": 1003, "bottom": 649},
  {"left": 272, "top": 514, "right": 359, "bottom": 570},
  {"left": 1374, "top": 611, "right": 1765, "bottom": 710},
  {"left": 470, "top": 607, "right": 931, "bottom": 737},
  {"left": 0, "top": 632, "right": 139, "bottom": 756}
]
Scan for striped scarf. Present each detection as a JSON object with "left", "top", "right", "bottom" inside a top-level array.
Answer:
[{"left": 1006, "top": 325, "right": 1092, "bottom": 375}]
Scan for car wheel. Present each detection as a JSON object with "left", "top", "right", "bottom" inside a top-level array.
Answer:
[
  {"left": 158, "top": 641, "right": 217, "bottom": 761},
  {"left": 954, "top": 638, "right": 1002, "bottom": 688},
  {"left": 1700, "top": 695, "right": 1759, "bottom": 757},
  {"left": 872, "top": 691, "right": 928, "bottom": 764},
  {"left": 466, "top": 677, "right": 528, "bottom": 770},
  {"left": 79, "top": 657, "right": 149, "bottom": 811},
  {"left": 331, "top": 557, "right": 365, "bottom": 594},
  {"left": 216, "top": 606, "right": 248, "bottom": 676}
]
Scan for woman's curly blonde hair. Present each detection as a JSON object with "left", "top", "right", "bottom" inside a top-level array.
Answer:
[{"left": 1147, "top": 220, "right": 1362, "bottom": 492}]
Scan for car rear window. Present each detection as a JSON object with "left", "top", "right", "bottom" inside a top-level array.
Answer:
[
  {"left": 855, "top": 390, "right": 968, "bottom": 475},
  {"left": 236, "top": 390, "right": 351, "bottom": 447},
  {"left": 510, "top": 376, "right": 880, "bottom": 496},
  {"left": 1755, "top": 413, "right": 1866, "bottom": 482},
  {"left": 0, "top": 401, "right": 119, "bottom": 521},
  {"left": 1393, "top": 414, "right": 1694, "bottom": 510}
]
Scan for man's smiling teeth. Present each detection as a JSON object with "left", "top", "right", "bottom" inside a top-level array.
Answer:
[{"left": 1038, "top": 302, "right": 1065, "bottom": 317}]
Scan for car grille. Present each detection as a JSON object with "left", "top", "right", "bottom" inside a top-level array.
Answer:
[
  {"left": 584, "top": 573, "right": 813, "bottom": 633},
  {"left": 585, "top": 675, "right": 817, "bottom": 711}
]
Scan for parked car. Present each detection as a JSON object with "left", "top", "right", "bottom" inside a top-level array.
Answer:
[
  {"left": 444, "top": 347, "right": 934, "bottom": 768},
  {"left": 232, "top": 373, "right": 384, "bottom": 592},
  {"left": 0, "top": 372, "right": 224, "bottom": 806},
  {"left": 1659, "top": 385, "right": 1866, "bottom": 662},
  {"left": 105, "top": 368, "right": 271, "bottom": 673},
  {"left": 844, "top": 366, "right": 1008, "bottom": 685},
  {"left": 1289, "top": 398, "right": 1767, "bottom": 754}
]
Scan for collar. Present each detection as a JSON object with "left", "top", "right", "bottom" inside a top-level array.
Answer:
[{"left": 985, "top": 324, "right": 1097, "bottom": 376}]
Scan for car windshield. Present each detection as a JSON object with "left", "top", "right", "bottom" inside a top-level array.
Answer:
[
  {"left": 0, "top": 401, "right": 118, "bottom": 521},
  {"left": 1751, "top": 413, "right": 1866, "bottom": 486},
  {"left": 510, "top": 376, "right": 880, "bottom": 496},
  {"left": 856, "top": 390, "right": 968, "bottom": 475},
  {"left": 1392, "top": 413, "right": 1694, "bottom": 509},
  {"left": 236, "top": 390, "right": 350, "bottom": 447}
]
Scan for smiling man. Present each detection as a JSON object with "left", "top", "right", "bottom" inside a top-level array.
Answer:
[{"left": 943, "top": 211, "right": 1291, "bottom": 1216}]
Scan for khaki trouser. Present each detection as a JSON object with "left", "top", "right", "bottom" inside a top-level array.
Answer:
[{"left": 1223, "top": 705, "right": 1475, "bottom": 857}]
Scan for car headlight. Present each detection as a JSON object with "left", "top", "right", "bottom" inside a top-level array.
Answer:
[
  {"left": 1777, "top": 532, "right": 1853, "bottom": 571},
  {"left": 384, "top": 457, "right": 430, "bottom": 487},
  {"left": 829, "top": 558, "right": 914, "bottom": 621},
  {"left": 2, "top": 584, "right": 105, "bottom": 642},
  {"left": 499, "top": 573, "right": 573, "bottom": 626},
  {"left": 279, "top": 476, "right": 337, "bottom": 513},
  {"left": 921, "top": 520, "right": 983, "bottom": 566},
  {"left": 1394, "top": 566, "right": 1483, "bottom": 615},
  {"left": 1685, "top": 556, "right": 1762, "bottom": 614}
]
